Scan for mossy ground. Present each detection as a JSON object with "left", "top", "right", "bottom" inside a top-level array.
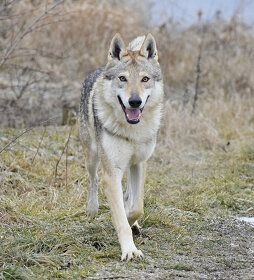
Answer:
[{"left": 0, "top": 126, "right": 253, "bottom": 280}]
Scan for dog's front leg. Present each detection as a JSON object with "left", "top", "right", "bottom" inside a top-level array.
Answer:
[
  {"left": 102, "top": 167, "right": 143, "bottom": 261},
  {"left": 125, "top": 162, "right": 146, "bottom": 228}
]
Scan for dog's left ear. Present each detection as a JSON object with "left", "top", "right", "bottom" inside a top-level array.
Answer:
[
  {"left": 108, "top": 33, "right": 127, "bottom": 61},
  {"left": 140, "top": 33, "right": 158, "bottom": 61}
]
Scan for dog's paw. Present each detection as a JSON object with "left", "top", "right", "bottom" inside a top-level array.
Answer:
[
  {"left": 131, "top": 221, "right": 141, "bottom": 236},
  {"left": 121, "top": 249, "right": 143, "bottom": 261},
  {"left": 86, "top": 203, "right": 98, "bottom": 220}
]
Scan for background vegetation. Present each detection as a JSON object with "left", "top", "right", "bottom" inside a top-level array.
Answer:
[{"left": 0, "top": 0, "right": 253, "bottom": 279}]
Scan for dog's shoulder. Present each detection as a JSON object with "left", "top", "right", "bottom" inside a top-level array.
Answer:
[
  {"left": 80, "top": 66, "right": 105, "bottom": 122},
  {"left": 82, "top": 66, "right": 105, "bottom": 98}
]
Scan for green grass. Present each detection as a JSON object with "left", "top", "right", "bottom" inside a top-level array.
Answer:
[{"left": 0, "top": 126, "right": 254, "bottom": 279}]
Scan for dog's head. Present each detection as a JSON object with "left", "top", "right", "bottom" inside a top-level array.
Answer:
[{"left": 103, "top": 33, "right": 163, "bottom": 125}]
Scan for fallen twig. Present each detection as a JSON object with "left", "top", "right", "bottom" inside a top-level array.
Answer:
[{"left": 87, "top": 275, "right": 136, "bottom": 280}]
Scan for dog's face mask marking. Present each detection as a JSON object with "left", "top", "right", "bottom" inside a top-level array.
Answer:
[
  {"left": 115, "top": 68, "right": 153, "bottom": 124},
  {"left": 105, "top": 34, "right": 162, "bottom": 124}
]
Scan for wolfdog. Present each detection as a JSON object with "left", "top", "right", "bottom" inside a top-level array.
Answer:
[{"left": 79, "top": 33, "right": 164, "bottom": 261}]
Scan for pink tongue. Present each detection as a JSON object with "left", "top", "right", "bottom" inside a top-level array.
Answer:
[{"left": 125, "top": 108, "right": 141, "bottom": 121}]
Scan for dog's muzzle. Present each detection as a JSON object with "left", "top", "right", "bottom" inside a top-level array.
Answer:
[{"left": 117, "top": 96, "right": 143, "bottom": 124}]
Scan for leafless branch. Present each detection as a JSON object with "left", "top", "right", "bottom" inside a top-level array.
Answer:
[
  {"left": 0, "top": 0, "right": 65, "bottom": 68},
  {"left": 5, "top": 63, "right": 54, "bottom": 76},
  {"left": 0, "top": 0, "right": 17, "bottom": 13}
]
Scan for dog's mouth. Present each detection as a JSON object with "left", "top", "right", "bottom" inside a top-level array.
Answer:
[{"left": 117, "top": 96, "right": 143, "bottom": 124}]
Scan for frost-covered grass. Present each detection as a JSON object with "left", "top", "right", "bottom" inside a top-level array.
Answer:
[{"left": 0, "top": 126, "right": 253, "bottom": 279}]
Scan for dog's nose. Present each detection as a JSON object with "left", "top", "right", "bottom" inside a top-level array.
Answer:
[{"left": 129, "top": 96, "right": 142, "bottom": 108}]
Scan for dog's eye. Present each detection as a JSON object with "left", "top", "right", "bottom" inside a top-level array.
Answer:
[
  {"left": 141, "top": 76, "right": 150, "bottom": 82},
  {"left": 119, "top": 76, "right": 127, "bottom": 82}
]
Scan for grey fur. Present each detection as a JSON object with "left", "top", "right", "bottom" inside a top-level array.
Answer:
[
  {"left": 80, "top": 66, "right": 105, "bottom": 121},
  {"left": 92, "top": 93, "right": 102, "bottom": 136}
]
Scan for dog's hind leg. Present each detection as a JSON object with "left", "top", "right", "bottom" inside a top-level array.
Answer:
[
  {"left": 124, "top": 162, "right": 146, "bottom": 229},
  {"left": 87, "top": 146, "right": 99, "bottom": 219},
  {"left": 81, "top": 136, "right": 99, "bottom": 219}
]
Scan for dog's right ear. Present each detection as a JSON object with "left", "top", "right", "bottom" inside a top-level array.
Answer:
[
  {"left": 140, "top": 33, "right": 158, "bottom": 61},
  {"left": 108, "top": 33, "right": 127, "bottom": 61}
]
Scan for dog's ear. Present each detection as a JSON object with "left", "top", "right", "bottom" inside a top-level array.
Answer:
[
  {"left": 140, "top": 33, "right": 158, "bottom": 61},
  {"left": 108, "top": 33, "right": 127, "bottom": 61}
]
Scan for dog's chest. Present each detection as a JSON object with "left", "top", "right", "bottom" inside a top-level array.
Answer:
[
  {"left": 102, "top": 131, "right": 156, "bottom": 168},
  {"left": 130, "top": 140, "right": 155, "bottom": 164}
]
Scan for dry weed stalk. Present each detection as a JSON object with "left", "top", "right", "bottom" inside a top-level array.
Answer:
[
  {"left": 191, "top": 50, "right": 202, "bottom": 115},
  {"left": 192, "top": 18, "right": 205, "bottom": 115},
  {"left": 53, "top": 125, "right": 72, "bottom": 185},
  {"left": 30, "top": 126, "right": 47, "bottom": 166},
  {"left": 65, "top": 126, "right": 72, "bottom": 188}
]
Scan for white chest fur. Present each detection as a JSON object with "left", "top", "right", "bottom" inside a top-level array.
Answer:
[{"left": 102, "top": 131, "right": 156, "bottom": 170}]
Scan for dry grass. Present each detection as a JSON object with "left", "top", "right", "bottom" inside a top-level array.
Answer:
[
  {"left": 0, "top": 126, "right": 254, "bottom": 279},
  {"left": 156, "top": 19, "right": 254, "bottom": 152}
]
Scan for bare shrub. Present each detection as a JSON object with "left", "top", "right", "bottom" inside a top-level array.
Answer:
[
  {"left": 0, "top": 1, "right": 254, "bottom": 152},
  {"left": 155, "top": 18, "right": 254, "bottom": 151},
  {"left": 0, "top": 0, "right": 143, "bottom": 127}
]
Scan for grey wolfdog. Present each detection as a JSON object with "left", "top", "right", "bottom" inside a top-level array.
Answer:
[{"left": 79, "top": 33, "right": 164, "bottom": 261}]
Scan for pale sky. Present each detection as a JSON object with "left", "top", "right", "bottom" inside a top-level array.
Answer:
[{"left": 152, "top": 0, "right": 254, "bottom": 26}]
